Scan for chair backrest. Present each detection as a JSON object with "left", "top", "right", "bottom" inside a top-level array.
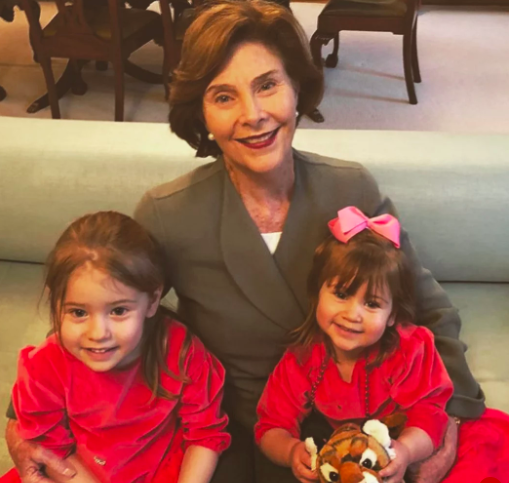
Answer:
[
  {"left": 159, "top": 0, "right": 193, "bottom": 70},
  {"left": 402, "top": 0, "right": 419, "bottom": 28},
  {"left": 19, "top": 0, "right": 123, "bottom": 60},
  {"left": 159, "top": 0, "right": 179, "bottom": 69}
]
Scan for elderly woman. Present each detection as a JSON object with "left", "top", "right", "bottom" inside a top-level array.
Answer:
[{"left": 5, "top": 1, "right": 488, "bottom": 483}]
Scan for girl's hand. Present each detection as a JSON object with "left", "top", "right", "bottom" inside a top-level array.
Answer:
[
  {"left": 379, "top": 439, "right": 411, "bottom": 483},
  {"left": 289, "top": 441, "right": 319, "bottom": 483}
]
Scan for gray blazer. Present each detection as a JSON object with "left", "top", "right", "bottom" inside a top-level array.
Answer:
[{"left": 134, "top": 150, "right": 484, "bottom": 429}]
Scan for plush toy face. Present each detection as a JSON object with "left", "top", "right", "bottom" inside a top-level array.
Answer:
[{"left": 316, "top": 422, "right": 390, "bottom": 483}]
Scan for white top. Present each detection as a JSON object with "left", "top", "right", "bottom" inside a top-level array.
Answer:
[{"left": 261, "top": 232, "right": 283, "bottom": 255}]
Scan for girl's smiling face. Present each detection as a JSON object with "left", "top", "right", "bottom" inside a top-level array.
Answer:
[
  {"left": 203, "top": 41, "right": 298, "bottom": 176},
  {"left": 316, "top": 279, "right": 394, "bottom": 362},
  {"left": 59, "top": 264, "right": 161, "bottom": 372}
]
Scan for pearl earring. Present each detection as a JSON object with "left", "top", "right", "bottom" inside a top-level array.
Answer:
[
  {"left": 208, "top": 132, "right": 215, "bottom": 141},
  {"left": 295, "top": 111, "right": 299, "bottom": 117}
]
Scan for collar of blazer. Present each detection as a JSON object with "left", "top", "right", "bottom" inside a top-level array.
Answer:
[{"left": 219, "top": 152, "right": 310, "bottom": 331}]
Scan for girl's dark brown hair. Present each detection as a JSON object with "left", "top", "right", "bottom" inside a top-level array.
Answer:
[
  {"left": 169, "top": 0, "right": 324, "bottom": 158},
  {"left": 291, "top": 229, "right": 416, "bottom": 367},
  {"left": 45, "top": 211, "right": 190, "bottom": 400}
]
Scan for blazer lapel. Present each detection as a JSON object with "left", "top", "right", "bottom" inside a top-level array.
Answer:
[
  {"left": 274, "top": 152, "right": 331, "bottom": 314},
  {"left": 220, "top": 168, "right": 304, "bottom": 331}
]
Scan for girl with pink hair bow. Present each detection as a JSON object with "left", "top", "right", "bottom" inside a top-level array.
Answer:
[
  {"left": 255, "top": 206, "right": 509, "bottom": 483},
  {"left": 255, "top": 206, "right": 454, "bottom": 483}
]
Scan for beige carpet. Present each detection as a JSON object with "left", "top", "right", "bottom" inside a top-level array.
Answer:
[{"left": 1, "top": 4, "right": 509, "bottom": 132}]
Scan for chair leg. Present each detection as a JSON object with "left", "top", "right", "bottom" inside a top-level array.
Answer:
[
  {"left": 70, "top": 60, "right": 88, "bottom": 96},
  {"left": 310, "top": 31, "right": 324, "bottom": 69},
  {"left": 38, "top": 55, "right": 61, "bottom": 118},
  {"left": 113, "top": 59, "right": 124, "bottom": 122},
  {"left": 325, "top": 33, "right": 339, "bottom": 68},
  {"left": 162, "top": 55, "right": 170, "bottom": 101},
  {"left": 403, "top": 31, "right": 418, "bottom": 105},
  {"left": 412, "top": 22, "right": 421, "bottom": 83},
  {"left": 96, "top": 61, "right": 108, "bottom": 71}
]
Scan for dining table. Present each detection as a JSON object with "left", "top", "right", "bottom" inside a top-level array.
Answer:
[{"left": 3, "top": 0, "right": 181, "bottom": 113}]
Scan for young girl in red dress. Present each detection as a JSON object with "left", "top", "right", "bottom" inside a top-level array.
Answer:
[
  {"left": 256, "top": 206, "right": 454, "bottom": 483},
  {"left": 1, "top": 211, "right": 230, "bottom": 483},
  {"left": 256, "top": 206, "right": 509, "bottom": 483}
]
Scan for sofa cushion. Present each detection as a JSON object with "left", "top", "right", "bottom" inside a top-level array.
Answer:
[
  {"left": 442, "top": 282, "right": 509, "bottom": 415},
  {"left": 294, "top": 130, "right": 509, "bottom": 283},
  {"left": 1, "top": 119, "right": 508, "bottom": 283}
]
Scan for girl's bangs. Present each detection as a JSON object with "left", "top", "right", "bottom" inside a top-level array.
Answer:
[{"left": 321, "top": 241, "right": 399, "bottom": 299}]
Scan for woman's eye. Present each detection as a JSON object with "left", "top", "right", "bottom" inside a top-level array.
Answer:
[
  {"left": 215, "top": 94, "right": 232, "bottom": 104},
  {"left": 70, "top": 309, "right": 87, "bottom": 318},
  {"left": 111, "top": 307, "right": 128, "bottom": 316},
  {"left": 260, "top": 81, "right": 276, "bottom": 92}
]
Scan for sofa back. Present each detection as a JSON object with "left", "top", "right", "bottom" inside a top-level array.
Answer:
[{"left": 1, "top": 117, "right": 508, "bottom": 282}]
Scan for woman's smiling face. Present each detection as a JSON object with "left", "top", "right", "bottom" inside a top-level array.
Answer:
[{"left": 203, "top": 42, "right": 299, "bottom": 175}]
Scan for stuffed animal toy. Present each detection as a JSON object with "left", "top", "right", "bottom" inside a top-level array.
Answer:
[{"left": 305, "top": 414, "right": 407, "bottom": 483}]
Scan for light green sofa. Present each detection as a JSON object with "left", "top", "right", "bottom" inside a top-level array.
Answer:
[{"left": 1, "top": 117, "right": 508, "bottom": 473}]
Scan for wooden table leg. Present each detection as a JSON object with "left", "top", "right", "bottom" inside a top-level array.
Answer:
[
  {"left": 124, "top": 60, "right": 162, "bottom": 84},
  {"left": 27, "top": 60, "right": 88, "bottom": 114}
]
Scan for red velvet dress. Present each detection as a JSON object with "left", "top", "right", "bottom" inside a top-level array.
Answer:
[
  {"left": 1, "top": 319, "right": 230, "bottom": 483},
  {"left": 256, "top": 323, "right": 509, "bottom": 482},
  {"left": 438, "top": 406, "right": 509, "bottom": 482},
  {"left": 255, "top": 324, "right": 454, "bottom": 450}
]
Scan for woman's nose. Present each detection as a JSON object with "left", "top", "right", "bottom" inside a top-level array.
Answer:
[
  {"left": 239, "top": 94, "right": 265, "bottom": 125},
  {"left": 87, "top": 315, "right": 111, "bottom": 341}
]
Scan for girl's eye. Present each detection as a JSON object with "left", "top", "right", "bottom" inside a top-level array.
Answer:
[
  {"left": 334, "top": 290, "right": 348, "bottom": 300},
  {"left": 70, "top": 308, "right": 87, "bottom": 318},
  {"left": 111, "top": 307, "right": 128, "bottom": 316},
  {"left": 366, "top": 300, "right": 381, "bottom": 309}
]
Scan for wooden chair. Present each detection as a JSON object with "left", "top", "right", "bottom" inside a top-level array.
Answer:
[
  {"left": 159, "top": 0, "right": 194, "bottom": 99},
  {"left": 19, "top": 0, "right": 163, "bottom": 120},
  {"left": 1, "top": 0, "right": 16, "bottom": 101},
  {"left": 310, "top": 0, "right": 421, "bottom": 104}
]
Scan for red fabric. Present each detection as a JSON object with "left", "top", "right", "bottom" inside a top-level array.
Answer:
[
  {"left": 7, "top": 319, "right": 230, "bottom": 483},
  {"left": 255, "top": 324, "right": 454, "bottom": 449},
  {"left": 3, "top": 410, "right": 508, "bottom": 483},
  {"left": 0, "top": 469, "right": 20, "bottom": 483},
  {"left": 442, "top": 408, "right": 509, "bottom": 483}
]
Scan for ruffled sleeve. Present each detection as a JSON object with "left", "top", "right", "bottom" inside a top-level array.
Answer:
[
  {"left": 390, "top": 326, "right": 454, "bottom": 449},
  {"left": 255, "top": 348, "right": 313, "bottom": 445},
  {"left": 177, "top": 334, "right": 231, "bottom": 453},
  {"left": 12, "top": 338, "right": 75, "bottom": 457}
]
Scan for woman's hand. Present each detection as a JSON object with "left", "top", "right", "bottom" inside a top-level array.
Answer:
[
  {"left": 5, "top": 420, "right": 77, "bottom": 483},
  {"left": 379, "top": 439, "right": 411, "bottom": 483},
  {"left": 289, "top": 441, "right": 319, "bottom": 483},
  {"left": 406, "top": 416, "right": 459, "bottom": 483}
]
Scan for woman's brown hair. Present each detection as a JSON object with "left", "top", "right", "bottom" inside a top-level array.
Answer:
[
  {"left": 169, "top": 0, "right": 324, "bottom": 158},
  {"left": 291, "top": 229, "right": 416, "bottom": 367},
  {"left": 44, "top": 211, "right": 190, "bottom": 400}
]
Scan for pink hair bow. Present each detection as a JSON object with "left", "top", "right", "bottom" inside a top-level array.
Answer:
[{"left": 328, "top": 206, "right": 401, "bottom": 248}]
